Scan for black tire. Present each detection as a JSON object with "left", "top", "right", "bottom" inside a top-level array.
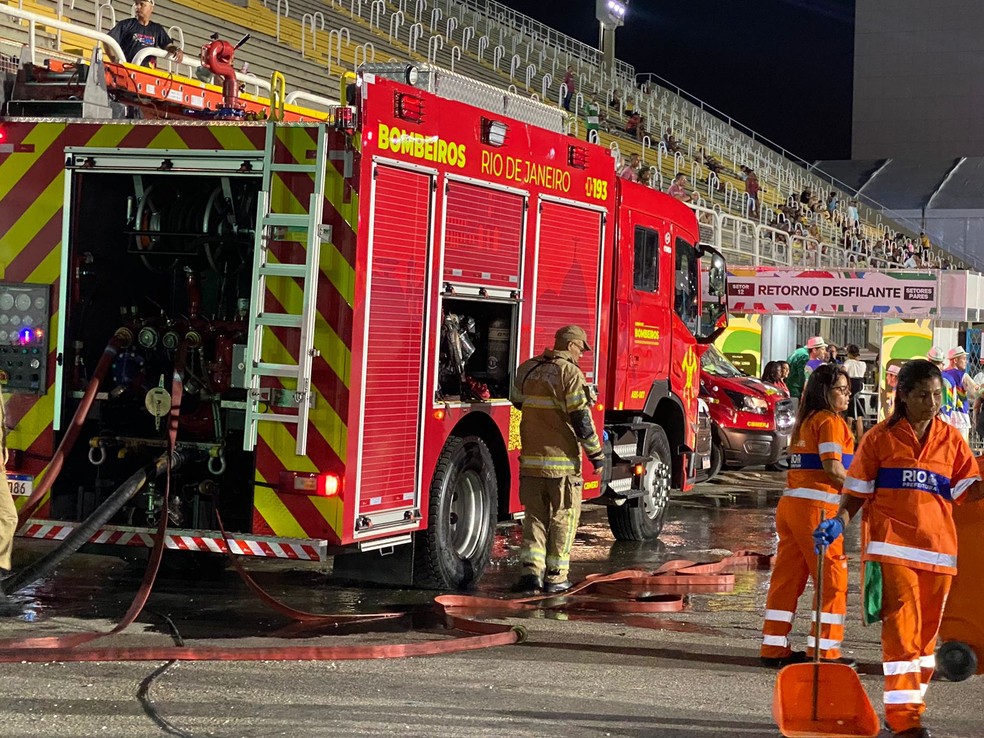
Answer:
[
  {"left": 414, "top": 434, "right": 498, "bottom": 589},
  {"left": 607, "top": 425, "right": 671, "bottom": 541},
  {"left": 937, "top": 641, "right": 978, "bottom": 682},
  {"left": 706, "top": 440, "right": 724, "bottom": 481}
]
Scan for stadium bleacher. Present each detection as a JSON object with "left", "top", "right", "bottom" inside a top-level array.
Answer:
[{"left": 0, "top": 0, "right": 965, "bottom": 272}]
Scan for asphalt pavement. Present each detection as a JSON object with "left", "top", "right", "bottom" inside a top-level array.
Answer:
[{"left": 0, "top": 469, "right": 981, "bottom": 738}]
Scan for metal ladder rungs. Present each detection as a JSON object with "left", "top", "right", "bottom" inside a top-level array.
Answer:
[
  {"left": 269, "top": 163, "right": 318, "bottom": 174},
  {"left": 258, "top": 263, "right": 307, "bottom": 278},
  {"left": 254, "top": 362, "right": 300, "bottom": 378},
  {"left": 255, "top": 313, "right": 303, "bottom": 328},
  {"left": 263, "top": 213, "right": 310, "bottom": 229},
  {"left": 254, "top": 411, "right": 300, "bottom": 424}
]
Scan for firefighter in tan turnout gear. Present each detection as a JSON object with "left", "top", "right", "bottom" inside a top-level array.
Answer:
[{"left": 511, "top": 325, "right": 604, "bottom": 594}]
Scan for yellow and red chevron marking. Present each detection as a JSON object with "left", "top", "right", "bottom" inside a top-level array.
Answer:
[
  {"left": 18, "top": 521, "right": 324, "bottom": 560},
  {"left": 251, "top": 125, "right": 359, "bottom": 545},
  {"left": 0, "top": 121, "right": 265, "bottom": 514}
]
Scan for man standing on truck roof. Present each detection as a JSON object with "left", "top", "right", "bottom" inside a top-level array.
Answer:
[
  {"left": 106, "top": 0, "right": 184, "bottom": 66},
  {"left": 510, "top": 325, "right": 605, "bottom": 594}
]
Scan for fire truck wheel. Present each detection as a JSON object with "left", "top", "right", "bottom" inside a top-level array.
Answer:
[
  {"left": 607, "top": 425, "right": 671, "bottom": 541},
  {"left": 414, "top": 434, "right": 498, "bottom": 590}
]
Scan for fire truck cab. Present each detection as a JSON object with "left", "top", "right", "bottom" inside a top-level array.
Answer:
[{"left": 0, "top": 60, "right": 726, "bottom": 589}]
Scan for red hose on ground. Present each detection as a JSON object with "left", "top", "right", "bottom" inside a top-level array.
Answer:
[{"left": 0, "top": 552, "right": 770, "bottom": 663}]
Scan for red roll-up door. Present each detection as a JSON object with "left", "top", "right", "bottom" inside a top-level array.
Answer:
[
  {"left": 532, "top": 201, "right": 604, "bottom": 382},
  {"left": 443, "top": 180, "right": 524, "bottom": 289},
  {"left": 357, "top": 164, "right": 432, "bottom": 517}
]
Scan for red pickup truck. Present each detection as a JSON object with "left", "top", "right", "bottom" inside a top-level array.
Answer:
[{"left": 699, "top": 346, "right": 794, "bottom": 478}]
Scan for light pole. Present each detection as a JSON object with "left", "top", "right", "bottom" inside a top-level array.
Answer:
[{"left": 596, "top": 0, "right": 627, "bottom": 80}]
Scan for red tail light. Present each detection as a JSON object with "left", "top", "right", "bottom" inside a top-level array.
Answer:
[{"left": 317, "top": 472, "right": 341, "bottom": 497}]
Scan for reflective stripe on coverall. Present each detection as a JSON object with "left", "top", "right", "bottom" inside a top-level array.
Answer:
[
  {"left": 762, "top": 410, "right": 853, "bottom": 660},
  {"left": 844, "top": 417, "right": 979, "bottom": 733},
  {"left": 513, "top": 349, "right": 601, "bottom": 584}
]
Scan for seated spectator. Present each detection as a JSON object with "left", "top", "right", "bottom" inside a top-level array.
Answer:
[
  {"left": 638, "top": 167, "right": 653, "bottom": 186},
  {"left": 664, "top": 130, "right": 681, "bottom": 154},
  {"left": 106, "top": 0, "right": 183, "bottom": 65},
  {"left": 826, "top": 191, "right": 838, "bottom": 218},
  {"left": 624, "top": 112, "right": 642, "bottom": 140},
  {"left": 667, "top": 173, "right": 696, "bottom": 203},
  {"left": 619, "top": 153, "right": 640, "bottom": 182},
  {"left": 799, "top": 188, "right": 812, "bottom": 206}
]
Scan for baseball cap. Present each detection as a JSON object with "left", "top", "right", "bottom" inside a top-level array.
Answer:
[
  {"left": 887, "top": 364, "right": 901, "bottom": 376},
  {"left": 555, "top": 325, "right": 591, "bottom": 352},
  {"left": 947, "top": 347, "right": 967, "bottom": 361},
  {"left": 927, "top": 346, "right": 946, "bottom": 363},
  {"left": 805, "top": 336, "right": 827, "bottom": 350}
]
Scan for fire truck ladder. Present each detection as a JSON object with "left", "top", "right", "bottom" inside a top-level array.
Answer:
[{"left": 243, "top": 123, "right": 330, "bottom": 455}]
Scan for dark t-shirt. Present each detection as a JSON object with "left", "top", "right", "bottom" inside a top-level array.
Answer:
[{"left": 109, "top": 18, "right": 172, "bottom": 64}]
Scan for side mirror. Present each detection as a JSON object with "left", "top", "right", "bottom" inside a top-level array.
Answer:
[{"left": 697, "top": 244, "right": 728, "bottom": 344}]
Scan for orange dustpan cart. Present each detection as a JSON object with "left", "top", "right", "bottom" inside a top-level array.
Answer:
[
  {"left": 938, "top": 497, "right": 984, "bottom": 681},
  {"left": 773, "top": 547, "right": 880, "bottom": 738}
]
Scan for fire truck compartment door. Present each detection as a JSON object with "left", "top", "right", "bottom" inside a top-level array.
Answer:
[
  {"left": 354, "top": 163, "right": 434, "bottom": 527},
  {"left": 442, "top": 179, "right": 525, "bottom": 291},
  {"left": 530, "top": 198, "right": 605, "bottom": 383}
]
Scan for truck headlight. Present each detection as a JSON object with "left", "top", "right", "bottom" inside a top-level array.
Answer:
[{"left": 725, "top": 389, "right": 769, "bottom": 414}]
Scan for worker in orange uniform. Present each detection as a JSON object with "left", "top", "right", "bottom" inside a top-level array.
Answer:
[
  {"left": 760, "top": 363, "right": 854, "bottom": 667},
  {"left": 510, "top": 325, "right": 604, "bottom": 594},
  {"left": 815, "top": 359, "right": 984, "bottom": 738}
]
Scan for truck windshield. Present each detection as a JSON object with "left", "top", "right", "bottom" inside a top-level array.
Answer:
[
  {"left": 674, "top": 237, "right": 700, "bottom": 334},
  {"left": 701, "top": 346, "right": 746, "bottom": 378}
]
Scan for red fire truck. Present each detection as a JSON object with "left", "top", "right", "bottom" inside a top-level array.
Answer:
[{"left": 0, "top": 61, "right": 727, "bottom": 588}]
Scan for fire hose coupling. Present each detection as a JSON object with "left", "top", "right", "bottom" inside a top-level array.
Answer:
[
  {"left": 355, "top": 516, "right": 372, "bottom": 531},
  {"left": 113, "top": 326, "right": 134, "bottom": 348},
  {"left": 511, "top": 624, "right": 529, "bottom": 643}
]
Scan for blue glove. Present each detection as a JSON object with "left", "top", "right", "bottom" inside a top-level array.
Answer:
[{"left": 813, "top": 517, "right": 844, "bottom": 552}]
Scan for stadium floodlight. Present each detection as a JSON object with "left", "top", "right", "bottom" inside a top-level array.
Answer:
[
  {"left": 596, "top": 0, "right": 627, "bottom": 29},
  {"left": 595, "top": 0, "right": 627, "bottom": 77}
]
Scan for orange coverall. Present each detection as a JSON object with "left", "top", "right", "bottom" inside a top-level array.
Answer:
[
  {"left": 761, "top": 410, "right": 854, "bottom": 661},
  {"left": 843, "top": 418, "right": 979, "bottom": 733}
]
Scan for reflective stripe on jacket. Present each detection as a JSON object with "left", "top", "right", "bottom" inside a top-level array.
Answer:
[
  {"left": 512, "top": 349, "right": 601, "bottom": 478},
  {"left": 844, "top": 417, "right": 980, "bottom": 575}
]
